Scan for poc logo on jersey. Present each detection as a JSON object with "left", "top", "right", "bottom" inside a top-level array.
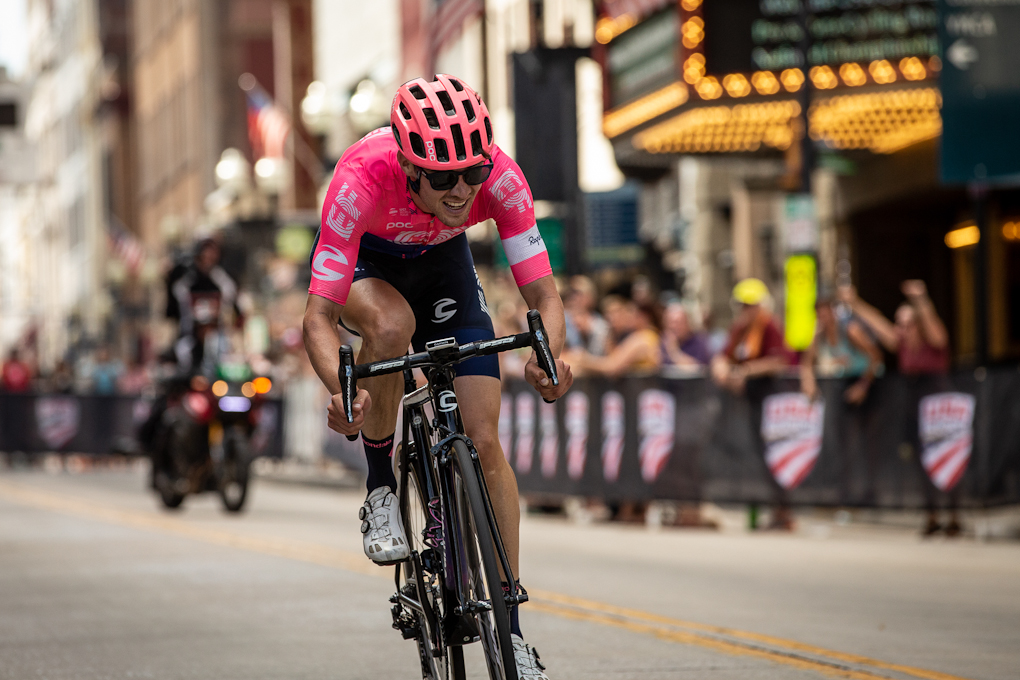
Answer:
[
  {"left": 438, "top": 390, "right": 458, "bottom": 412},
  {"left": 433, "top": 298, "right": 457, "bottom": 323},
  {"left": 387, "top": 221, "right": 413, "bottom": 230},
  {"left": 425, "top": 140, "right": 436, "bottom": 162}
]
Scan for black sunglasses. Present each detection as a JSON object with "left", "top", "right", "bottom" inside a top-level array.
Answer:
[{"left": 417, "top": 162, "right": 494, "bottom": 191}]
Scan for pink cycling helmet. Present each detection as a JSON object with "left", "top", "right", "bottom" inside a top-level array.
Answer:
[{"left": 390, "top": 74, "right": 493, "bottom": 171}]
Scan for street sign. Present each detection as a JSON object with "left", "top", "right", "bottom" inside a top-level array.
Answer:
[
  {"left": 783, "top": 193, "right": 819, "bottom": 253},
  {"left": 939, "top": 0, "right": 1020, "bottom": 184}
]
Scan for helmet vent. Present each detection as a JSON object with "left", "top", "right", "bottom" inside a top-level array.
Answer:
[
  {"left": 391, "top": 123, "right": 403, "bottom": 150},
  {"left": 409, "top": 132, "right": 427, "bottom": 159},
  {"left": 462, "top": 98, "right": 476, "bottom": 123},
  {"left": 399, "top": 102, "right": 412, "bottom": 120},
  {"left": 436, "top": 91, "right": 456, "bottom": 116},
  {"left": 423, "top": 107, "right": 440, "bottom": 130},
  {"left": 450, "top": 124, "right": 467, "bottom": 161},
  {"left": 470, "top": 130, "right": 483, "bottom": 157},
  {"left": 483, "top": 117, "right": 492, "bottom": 145},
  {"left": 449, "top": 78, "right": 464, "bottom": 92},
  {"left": 434, "top": 138, "right": 449, "bottom": 163},
  {"left": 409, "top": 84, "right": 427, "bottom": 100}
]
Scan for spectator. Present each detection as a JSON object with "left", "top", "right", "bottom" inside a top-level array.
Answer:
[
  {"left": 568, "top": 294, "right": 661, "bottom": 377},
  {"left": 1, "top": 348, "right": 33, "bottom": 393},
  {"left": 711, "top": 278, "right": 797, "bottom": 530},
  {"left": 563, "top": 275, "right": 611, "bottom": 356},
  {"left": 660, "top": 302, "right": 712, "bottom": 367},
  {"left": 89, "top": 346, "right": 124, "bottom": 395},
  {"left": 839, "top": 280, "right": 956, "bottom": 536},
  {"left": 800, "top": 296, "right": 883, "bottom": 404},
  {"left": 710, "top": 278, "right": 795, "bottom": 394}
]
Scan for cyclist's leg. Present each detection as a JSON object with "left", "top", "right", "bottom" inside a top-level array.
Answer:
[
  {"left": 455, "top": 374, "right": 521, "bottom": 577},
  {"left": 340, "top": 277, "right": 416, "bottom": 442}
]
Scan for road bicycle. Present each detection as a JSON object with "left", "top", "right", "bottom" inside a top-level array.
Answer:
[{"left": 338, "top": 310, "right": 559, "bottom": 680}]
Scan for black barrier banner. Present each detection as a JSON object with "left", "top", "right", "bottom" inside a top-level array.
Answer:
[
  {"left": 504, "top": 370, "right": 1020, "bottom": 509},
  {"left": 0, "top": 393, "right": 284, "bottom": 459}
]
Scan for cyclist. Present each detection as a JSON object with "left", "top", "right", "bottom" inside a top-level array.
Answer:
[{"left": 302, "top": 74, "right": 572, "bottom": 678}]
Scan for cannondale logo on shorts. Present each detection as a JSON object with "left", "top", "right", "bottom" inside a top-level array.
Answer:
[{"left": 433, "top": 298, "right": 457, "bottom": 323}]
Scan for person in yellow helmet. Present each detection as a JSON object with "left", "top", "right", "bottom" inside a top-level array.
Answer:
[{"left": 710, "top": 278, "right": 795, "bottom": 393}]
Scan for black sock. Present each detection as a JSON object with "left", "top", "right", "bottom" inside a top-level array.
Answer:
[
  {"left": 502, "top": 580, "right": 524, "bottom": 637},
  {"left": 363, "top": 433, "right": 397, "bottom": 493}
]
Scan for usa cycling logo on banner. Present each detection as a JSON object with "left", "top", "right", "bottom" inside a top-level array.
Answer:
[
  {"left": 761, "top": 393, "right": 825, "bottom": 490},
  {"left": 515, "top": 392, "right": 536, "bottom": 474},
  {"left": 539, "top": 401, "right": 558, "bottom": 479},
  {"left": 638, "top": 389, "right": 675, "bottom": 483},
  {"left": 565, "top": 392, "right": 589, "bottom": 481},
  {"left": 919, "top": 392, "right": 975, "bottom": 492},
  {"left": 35, "top": 396, "right": 80, "bottom": 450},
  {"left": 601, "top": 391, "right": 625, "bottom": 482}
]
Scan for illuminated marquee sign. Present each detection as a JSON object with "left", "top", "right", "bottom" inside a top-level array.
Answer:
[{"left": 606, "top": 7, "right": 680, "bottom": 107}]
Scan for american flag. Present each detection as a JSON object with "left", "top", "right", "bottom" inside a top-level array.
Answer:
[
  {"left": 431, "top": 0, "right": 484, "bottom": 58},
  {"left": 107, "top": 220, "right": 145, "bottom": 275},
  {"left": 244, "top": 83, "right": 291, "bottom": 159}
]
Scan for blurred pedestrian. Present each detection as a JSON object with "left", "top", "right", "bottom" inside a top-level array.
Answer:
[
  {"left": 563, "top": 275, "right": 610, "bottom": 356},
  {"left": 839, "top": 280, "right": 957, "bottom": 535},
  {"left": 800, "top": 296, "right": 883, "bottom": 404},
  {"left": 568, "top": 295, "right": 661, "bottom": 377},
  {"left": 1, "top": 348, "right": 33, "bottom": 393},
  {"left": 660, "top": 301, "right": 711, "bottom": 368},
  {"left": 710, "top": 278, "right": 795, "bottom": 394}
]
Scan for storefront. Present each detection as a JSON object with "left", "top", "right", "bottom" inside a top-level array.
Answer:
[{"left": 596, "top": 0, "right": 1020, "bottom": 363}]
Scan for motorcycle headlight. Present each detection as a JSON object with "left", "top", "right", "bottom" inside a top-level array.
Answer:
[{"left": 218, "top": 396, "right": 252, "bottom": 413}]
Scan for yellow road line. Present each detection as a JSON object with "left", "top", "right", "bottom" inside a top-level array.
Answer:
[{"left": 0, "top": 479, "right": 974, "bottom": 680}]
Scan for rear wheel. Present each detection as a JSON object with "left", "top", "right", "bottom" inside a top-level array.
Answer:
[
  {"left": 450, "top": 439, "right": 516, "bottom": 680},
  {"left": 154, "top": 419, "right": 188, "bottom": 510}
]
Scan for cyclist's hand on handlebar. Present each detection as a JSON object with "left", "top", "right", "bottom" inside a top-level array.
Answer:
[
  {"left": 525, "top": 354, "right": 573, "bottom": 402},
  {"left": 328, "top": 388, "right": 372, "bottom": 436}
]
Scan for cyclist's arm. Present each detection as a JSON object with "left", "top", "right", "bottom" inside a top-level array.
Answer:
[
  {"left": 302, "top": 294, "right": 370, "bottom": 435},
  {"left": 520, "top": 275, "right": 573, "bottom": 399}
]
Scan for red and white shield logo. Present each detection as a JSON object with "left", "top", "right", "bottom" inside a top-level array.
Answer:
[
  {"left": 565, "top": 392, "right": 589, "bottom": 480},
  {"left": 35, "top": 396, "right": 80, "bottom": 450},
  {"left": 514, "top": 392, "right": 536, "bottom": 474},
  {"left": 919, "top": 392, "right": 975, "bottom": 492},
  {"left": 539, "top": 401, "right": 558, "bottom": 479},
  {"left": 601, "top": 391, "right": 625, "bottom": 482},
  {"left": 761, "top": 393, "right": 825, "bottom": 490},
  {"left": 638, "top": 389, "right": 675, "bottom": 483}
]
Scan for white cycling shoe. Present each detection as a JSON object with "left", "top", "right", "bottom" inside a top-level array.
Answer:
[
  {"left": 359, "top": 486, "right": 409, "bottom": 565},
  {"left": 511, "top": 634, "right": 549, "bottom": 680}
]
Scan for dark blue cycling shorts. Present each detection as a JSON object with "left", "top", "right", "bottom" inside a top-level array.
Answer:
[{"left": 326, "top": 232, "right": 499, "bottom": 379}]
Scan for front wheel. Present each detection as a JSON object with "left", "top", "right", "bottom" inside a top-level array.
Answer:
[
  {"left": 450, "top": 439, "right": 516, "bottom": 680},
  {"left": 218, "top": 427, "right": 251, "bottom": 513}
]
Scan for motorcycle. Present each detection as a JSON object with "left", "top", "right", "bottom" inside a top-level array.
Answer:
[{"left": 150, "top": 370, "right": 271, "bottom": 512}]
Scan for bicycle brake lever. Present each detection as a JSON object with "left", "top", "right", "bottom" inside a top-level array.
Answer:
[
  {"left": 526, "top": 310, "right": 559, "bottom": 403},
  {"left": 338, "top": 345, "right": 359, "bottom": 441}
]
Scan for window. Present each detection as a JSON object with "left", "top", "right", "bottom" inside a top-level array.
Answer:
[{"left": 0, "top": 102, "right": 17, "bottom": 127}]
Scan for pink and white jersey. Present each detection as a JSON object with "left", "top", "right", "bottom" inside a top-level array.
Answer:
[{"left": 309, "top": 128, "right": 552, "bottom": 306}]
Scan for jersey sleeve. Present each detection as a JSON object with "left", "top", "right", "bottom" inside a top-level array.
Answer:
[
  {"left": 308, "top": 167, "right": 372, "bottom": 306},
  {"left": 483, "top": 151, "right": 552, "bottom": 288}
]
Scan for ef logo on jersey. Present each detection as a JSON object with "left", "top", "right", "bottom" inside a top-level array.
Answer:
[{"left": 433, "top": 298, "right": 457, "bottom": 323}]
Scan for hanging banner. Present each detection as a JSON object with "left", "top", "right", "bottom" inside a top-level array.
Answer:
[
  {"left": 601, "top": 391, "right": 625, "bottom": 482},
  {"left": 515, "top": 392, "right": 536, "bottom": 474},
  {"left": 539, "top": 401, "right": 559, "bottom": 479},
  {"left": 919, "top": 392, "right": 976, "bottom": 491},
  {"left": 761, "top": 393, "right": 825, "bottom": 490},
  {"left": 565, "top": 392, "right": 590, "bottom": 481}
]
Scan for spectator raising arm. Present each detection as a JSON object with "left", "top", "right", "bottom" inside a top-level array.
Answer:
[
  {"left": 838, "top": 284, "right": 900, "bottom": 352},
  {"left": 901, "top": 279, "right": 948, "bottom": 349}
]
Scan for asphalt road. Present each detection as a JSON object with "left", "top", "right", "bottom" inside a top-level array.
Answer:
[{"left": 1, "top": 463, "right": 1017, "bottom": 680}]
